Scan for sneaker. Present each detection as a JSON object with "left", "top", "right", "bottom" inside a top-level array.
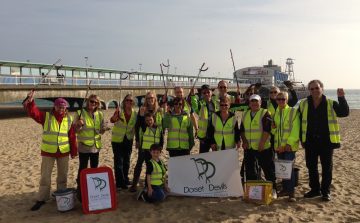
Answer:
[
  {"left": 304, "top": 190, "right": 321, "bottom": 198},
  {"left": 321, "top": 193, "right": 331, "bottom": 202},
  {"left": 136, "top": 188, "right": 146, "bottom": 201},
  {"left": 30, "top": 201, "right": 45, "bottom": 211},
  {"left": 272, "top": 189, "right": 277, "bottom": 199}
]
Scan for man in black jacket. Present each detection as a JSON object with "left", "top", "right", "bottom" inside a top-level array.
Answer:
[{"left": 299, "top": 80, "right": 349, "bottom": 201}]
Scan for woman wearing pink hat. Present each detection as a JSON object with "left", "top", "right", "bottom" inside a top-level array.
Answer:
[{"left": 23, "top": 91, "right": 77, "bottom": 211}]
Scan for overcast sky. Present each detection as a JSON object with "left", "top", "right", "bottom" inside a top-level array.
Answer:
[{"left": 0, "top": 0, "right": 359, "bottom": 89}]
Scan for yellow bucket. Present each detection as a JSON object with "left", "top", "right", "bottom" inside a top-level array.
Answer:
[{"left": 243, "top": 180, "right": 273, "bottom": 205}]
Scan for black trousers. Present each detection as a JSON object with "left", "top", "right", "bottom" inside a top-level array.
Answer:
[
  {"left": 243, "top": 148, "right": 276, "bottom": 189},
  {"left": 132, "top": 149, "right": 152, "bottom": 186},
  {"left": 199, "top": 138, "right": 211, "bottom": 153},
  {"left": 305, "top": 144, "right": 334, "bottom": 195},
  {"left": 168, "top": 149, "right": 190, "bottom": 157},
  {"left": 76, "top": 152, "right": 99, "bottom": 200},
  {"left": 77, "top": 152, "right": 99, "bottom": 184},
  {"left": 112, "top": 138, "right": 133, "bottom": 188}
]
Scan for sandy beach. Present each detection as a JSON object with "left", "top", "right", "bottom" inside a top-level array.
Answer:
[{"left": 0, "top": 109, "right": 359, "bottom": 223}]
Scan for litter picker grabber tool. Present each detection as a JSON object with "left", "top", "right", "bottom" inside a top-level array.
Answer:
[
  {"left": 78, "top": 80, "right": 93, "bottom": 120},
  {"left": 192, "top": 62, "right": 208, "bottom": 89},
  {"left": 230, "top": 49, "right": 241, "bottom": 98},
  {"left": 162, "top": 59, "right": 175, "bottom": 87},
  {"left": 22, "top": 58, "right": 62, "bottom": 105}
]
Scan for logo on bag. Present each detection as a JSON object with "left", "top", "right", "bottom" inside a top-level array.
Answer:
[
  {"left": 58, "top": 197, "right": 71, "bottom": 206},
  {"left": 191, "top": 158, "right": 216, "bottom": 183},
  {"left": 280, "top": 164, "right": 286, "bottom": 171},
  {"left": 91, "top": 177, "right": 107, "bottom": 191}
]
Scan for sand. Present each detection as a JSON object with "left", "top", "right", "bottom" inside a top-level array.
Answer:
[{"left": 0, "top": 109, "right": 360, "bottom": 223}]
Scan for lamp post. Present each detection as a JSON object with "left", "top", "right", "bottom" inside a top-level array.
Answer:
[
  {"left": 84, "top": 57, "right": 89, "bottom": 84},
  {"left": 139, "top": 63, "right": 142, "bottom": 72}
]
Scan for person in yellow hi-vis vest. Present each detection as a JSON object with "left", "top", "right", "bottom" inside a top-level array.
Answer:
[
  {"left": 271, "top": 91, "right": 300, "bottom": 202},
  {"left": 208, "top": 97, "right": 241, "bottom": 151},
  {"left": 299, "top": 80, "right": 349, "bottom": 202},
  {"left": 174, "top": 86, "right": 198, "bottom": 132},
  {"left": 23, "top": 91, "right": 77, "bottom": 211},
  {"left": 240, "top": 94, "right": 277, "bottom": 199},
  {"left": 137, "top": 144, "right": 170, "bottom": 203},
  {"left": 130, "top": 112, "right": 164, "bottom": 192},
  {"left": 110, "top": 94, "right": 137, "bottom": 190},
  {"left": 190, "top": 84, "right": 219, "bottom": 153},
  {"left": 74, "top": 94, "right": 107, "bottom": 201},
  {"left": 163, "top": 97, "right": 194, "bottom": 157},
  {"left": 212, "top": 80, "right": 236, "bottom": 105}
]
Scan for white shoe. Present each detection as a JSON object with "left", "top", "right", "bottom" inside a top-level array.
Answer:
[{"left": 272, "top": 189, "right": 278, "bottom": 199}]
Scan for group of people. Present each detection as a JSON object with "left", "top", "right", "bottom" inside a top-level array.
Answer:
[{"left": 22, "top": 78, "right": 349, "bottom": 211}]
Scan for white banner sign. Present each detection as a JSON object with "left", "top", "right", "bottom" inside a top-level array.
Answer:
[
  {"left": 86, "top": 172, "right": 112, "bottom": 211},
  {"left": 168, "top": 149, "right": 243, "bottom": 197}
]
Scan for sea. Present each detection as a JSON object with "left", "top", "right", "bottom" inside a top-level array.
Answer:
[{"left": 0, "top": 89, "right": 359, "bottom": 119}]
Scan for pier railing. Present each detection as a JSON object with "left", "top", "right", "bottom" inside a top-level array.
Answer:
[{"left": 0, "top": 75, "right": 242, "bottom": 88}]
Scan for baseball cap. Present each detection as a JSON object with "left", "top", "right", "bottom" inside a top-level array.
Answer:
[
  {"left": 54, "top": 98, "right": 69, "bottom": 107},
  {"left": 249, "top": 94, "right": 261, "bottom": 101}
]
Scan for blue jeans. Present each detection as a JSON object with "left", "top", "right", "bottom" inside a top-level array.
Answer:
[
  {"left": 277, "top": 151, "right": 296, "bottom": 193},
  {"left": 147, "top": 185, "right": 166, "bottom": 202}
]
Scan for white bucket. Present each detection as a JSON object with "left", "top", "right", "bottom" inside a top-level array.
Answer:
[
  {"left": 53, "top": 188, "right": 76, "bottom": 212},
  {"left": 274, "top": 159, "right": 293, "bottom": 180}
]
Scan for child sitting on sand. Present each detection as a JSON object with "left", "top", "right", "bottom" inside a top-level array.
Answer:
[{"left": 137, "top": 144, "right": 170, "bottom": 202}]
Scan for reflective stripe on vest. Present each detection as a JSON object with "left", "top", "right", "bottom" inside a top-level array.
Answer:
[
  {"left": 299, "top": 99, "right": 340, "bottom": 143},
  {"left": 41, "top": 112, "right": 72, "bottom": 153},
  {"left": 212, "top": 113, "right": 236, "bottom": 149},
  {"left": 167, "top": 115, "right": 190, "bottom": 149},
  {"left": 141, "top": 127, "right": 162, "bottom": 150},
  {"left": 267, "top": 100, "right": 276, "bottom": 118},
  {"left": 150, "top": 159, "right": 166, "bottom": 186},
  {"left": 273, "top": 106, "right": 299, "bottom": 151},
  {"left": 243, "top": 108, "right": 271, "bottom": 150},
  {"left": 76, "top": 109, "right": 103, "bottom": 149},
  {"left": 111, "top": 110, "right": 137, "bottom": 143}
]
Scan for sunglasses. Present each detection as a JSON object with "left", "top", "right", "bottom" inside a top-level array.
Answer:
[
  {"left": 250, "top": 99, "right": 259, "bottom": 102},
  {"left": 310, "top": 87, "right": 320, "bottom": 91},
  {"left": 220, "top": 104, "right": 229, "bottom": 107},
  {"left": 202, "top": 91, "right": 211, "bottom": 95},
  {"left": 270, "top": 91, "right": 278, "bottom": 94},
  {"left": 125, "top": 99, "right": 133, "bottom": 102},
  {"left": 219, "top": 86, "right": 227, "bottom": 89},
  {"left": 89, "top": 100, "right": 98, "bottom": 104},
  {"left": 276, "top": 98, "right": 286, "bottom": 101}
]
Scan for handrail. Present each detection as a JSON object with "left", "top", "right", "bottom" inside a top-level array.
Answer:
[{"left": 0, "top": 75, "right": 242, "bottom": 88}]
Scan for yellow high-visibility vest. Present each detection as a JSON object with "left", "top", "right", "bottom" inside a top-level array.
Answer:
[
  {"left": 41, "top": 112, "right": 72, "bottom": 153},
  {"left": 111, "top": 110, "right": 137, "bottom": 143},
  {"left": 267, "top": 100, "right": 276, "bottom": 118},
  {"left": 198, "top": 100, "right": 219, "bottom": 139},
  {"left": 243, "top": 108, "right": 271, "bottom": 150},
  {"left": 167, "top": 115, "right": 190, "bottom": 150},
  {"left": 212, "top": 113, "right": 236, "bottom": 150},
  {"left": 299, "top": 99, "right": 340, "bottom": 143},
  {"left": 273, "top": 105, "right": 300, "bottom": 151},
  {"left": 76, "top": 109, "right": 103, "bottom": 149},
  {"left": 141, "top": 126, "right": 162, "bottom": 150},
  {"left": 150, "top": 159, "right": 166, "bottom": 186},
  {"left": 183, "top": 101, "right": 192, "bottom": 115}
]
